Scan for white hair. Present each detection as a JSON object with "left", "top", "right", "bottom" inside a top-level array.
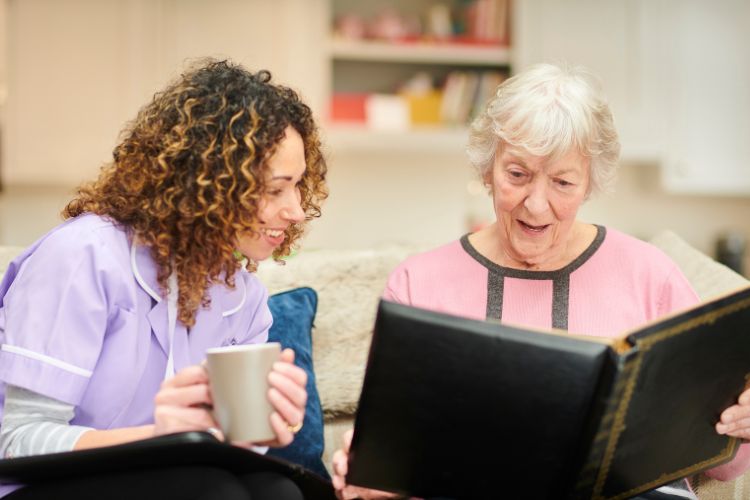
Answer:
[{"left": 466, "top": 62, "right": 621, "bottom": 196}]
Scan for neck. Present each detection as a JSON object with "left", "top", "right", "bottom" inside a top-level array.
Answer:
[
  {"left": 471, "top": 222, "right": 595, "bottom": 272},
  {"left": 500, "top": 247, "right": 565, "bottom": 271}
]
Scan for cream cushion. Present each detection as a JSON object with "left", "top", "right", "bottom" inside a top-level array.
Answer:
[
  {"left": 257, "top": 246, "right": 419, "bottom": 418},
  {"left": 650, "top": 230, "right": 748, "bottom": 300}
]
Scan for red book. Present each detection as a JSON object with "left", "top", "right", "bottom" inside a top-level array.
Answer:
[{"left": 330, "top": 93, "right": 368, "bottom": 123}]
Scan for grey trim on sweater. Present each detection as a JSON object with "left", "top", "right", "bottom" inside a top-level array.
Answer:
[
  {"left": 0, "top": 385, "right": 93, "bottom": 458},
  {"left": 460, "top": 225, "right": 606, "bottom": 330}
]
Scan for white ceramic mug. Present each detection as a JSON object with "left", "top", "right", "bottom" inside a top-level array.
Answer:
[{"left": 205, "top": 342, "right": 281, "bottom": 443}]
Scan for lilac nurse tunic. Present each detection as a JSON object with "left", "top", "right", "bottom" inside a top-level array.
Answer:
[{"left": 0, "top": 214, "right": 271, "bottom": 496}]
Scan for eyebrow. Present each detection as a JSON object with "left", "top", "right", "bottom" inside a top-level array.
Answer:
[
  {"left": 502, "top": 154, "right": 528, "bottom": 167},
  {"left": 552, "top": 168, "right": 579, "bottom": 175},
  {"left": 269, "top": 175, "right": 294, "bottom": 181}
]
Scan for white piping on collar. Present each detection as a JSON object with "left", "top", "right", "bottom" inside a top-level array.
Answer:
[
  {"left": 131, "top": 239, "right": 247, "bottom": 317},
  {"left": 164, "top": 271, "right": 178, "bottom": 379},
  {"left": 130, "top": 240, "right": 162, "bottom": 303},
  {"left": 222, "top": 276, "right": 246, "bottom": 317}
]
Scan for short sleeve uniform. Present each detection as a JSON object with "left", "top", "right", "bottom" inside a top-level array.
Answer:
[{"left": 0, "top": 213, "right": 271, "bottom": 431}]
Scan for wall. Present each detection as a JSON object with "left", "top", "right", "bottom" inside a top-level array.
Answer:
[
  {"left": 2, "top": 0, "right": 326, "bottom": 186},
  {"left": 1, "top": 0, "right": 749, "bottom": 275},
  {"left": 0, "top": 0, "right": 7, "bottom": 187},
  {"left": 0, "top": 0, "right": 6, "bottom": 100}
]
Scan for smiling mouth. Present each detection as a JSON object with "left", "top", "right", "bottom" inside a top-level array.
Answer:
[
  {"left": 518, "top": 220, "right": 550, "bottom": 233},
  {"left": 262, "top": 228, "right": 285, "bottom": 238}
]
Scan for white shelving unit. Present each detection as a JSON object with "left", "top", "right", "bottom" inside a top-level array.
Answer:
[
  {"left": 325, "top": 0, "right": 512, "bottom": 153},
  {"left": 329, "top": 38, "right": 511, "bottom": 66}
]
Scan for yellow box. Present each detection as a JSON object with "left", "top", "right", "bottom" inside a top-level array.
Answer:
[{"left": 403, "top": 91, "right": 443, "bottom": 126}]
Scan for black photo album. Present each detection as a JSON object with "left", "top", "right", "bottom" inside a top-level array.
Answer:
[{"left": 348, "top": 286, "right": 750, "bottom": 500}]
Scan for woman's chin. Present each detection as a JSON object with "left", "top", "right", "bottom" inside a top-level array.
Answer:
[
  {"left": 509, "top": 240, "right": 551, "bottom": 261},
  {"left": 241, "top": 249, "right": 274, "bottom": 263}
]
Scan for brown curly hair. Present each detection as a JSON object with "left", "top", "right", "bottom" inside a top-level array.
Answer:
[{"left": 64, "top": 59, "right": 328, "bottom": 327}]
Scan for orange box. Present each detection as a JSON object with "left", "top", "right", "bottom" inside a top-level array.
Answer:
[{"left": 330, "top": 93, "right": 368, "bottom": 123}]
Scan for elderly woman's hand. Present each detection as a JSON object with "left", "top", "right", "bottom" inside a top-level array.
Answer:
[
  {"left": 717, "top": 386, "right": 750, "bottom": 439},
  {"left": 333, "top": 429, "right": 402, "bottom": 500},
  {"left": 253, "top": 348, "right": 308, "bottom": 448}
]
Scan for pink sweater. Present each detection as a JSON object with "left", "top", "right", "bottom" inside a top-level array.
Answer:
[{"left": 383, "top": 226, "right": 750, "bottom": 481}]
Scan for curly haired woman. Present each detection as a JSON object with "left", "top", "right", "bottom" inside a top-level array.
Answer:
[{"left": 0, "top": 59, "right": 328, "bottom": 500}]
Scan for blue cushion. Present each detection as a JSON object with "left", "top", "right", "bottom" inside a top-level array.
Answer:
[{"left": 266, "top": 287, "right": 329, "bottom": 479}]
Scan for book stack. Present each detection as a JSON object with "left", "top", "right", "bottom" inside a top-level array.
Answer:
[
  {"left": 440, "top": 70, "right": 506, "bottom": 125},
  {"left": 463, "top": 0, "right": 510, "bottom": 45}
]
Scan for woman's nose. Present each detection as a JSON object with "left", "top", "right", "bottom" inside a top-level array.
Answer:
[
  {"left": 282, "top": 194, "right": 305, "bottom": 223},
  {"left": 523, "top": 181, "right": 550, "bottom": 214}
]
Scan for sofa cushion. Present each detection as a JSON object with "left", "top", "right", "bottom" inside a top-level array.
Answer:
[
  {"left": 266, "top": 287, "right": 328, "bottom": 479},
  {"left": 257, "top": 246, "right": 421, "bottom": 418},
  {"left": 650, "top": 230, "right": 749, "bottom": 300}
]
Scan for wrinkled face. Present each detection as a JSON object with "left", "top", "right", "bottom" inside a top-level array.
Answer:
[
  {"left": 236, "top": 126, "right": 306, "bottom": 262},
  {"left": 488, "top": 146, "right": 590, "bottom": 267}
]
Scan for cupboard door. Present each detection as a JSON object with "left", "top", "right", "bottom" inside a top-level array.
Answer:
[
  {"left": 516, "top": 0, "right": 750, "bottom": 194},
  {"left": 646, "top": 0, "right": 750, "bottom": 195},
  {"left": 513, "top": 0, "right": 659, "bottom": 160}
]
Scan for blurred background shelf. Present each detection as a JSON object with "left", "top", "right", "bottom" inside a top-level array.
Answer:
[
  {"left": 329, "top": 38, "right": 511, "bottom": 66},
  {"left": 324, "top": 124, "right": 469, "bottom": 153},
  {"left": 325, "top": 123, "right": 664, "bottom": 163},
  {"left": 326, "top": 0, "right": 512, "bottom": 133}
]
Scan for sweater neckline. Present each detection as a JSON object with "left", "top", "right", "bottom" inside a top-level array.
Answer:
[{"left": 459, "top": 225, "right": 606, "bottom": 280}]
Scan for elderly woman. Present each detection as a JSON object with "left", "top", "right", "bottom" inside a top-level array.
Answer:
[
  {"left": 0, "top": 59, "right": 328, "bottom": 500},
  {"left": 332, "top": 63, "right": 750, "bottom": 499}
]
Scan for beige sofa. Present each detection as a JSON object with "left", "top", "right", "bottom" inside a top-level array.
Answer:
[{"left": 1, "top": 231, "right": 749, "bottom": 498}]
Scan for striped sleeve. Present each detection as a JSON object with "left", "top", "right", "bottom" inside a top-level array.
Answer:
[{"left": 0, "top": 385, "right": 93, "bottom": 458}]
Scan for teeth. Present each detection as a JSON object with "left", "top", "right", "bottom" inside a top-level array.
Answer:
[
  {"left": 263, "top": 229, "right": 284, "bottom": 238},
  {"left": 522, "top": 222, "right": 546, "bottom": 231}
]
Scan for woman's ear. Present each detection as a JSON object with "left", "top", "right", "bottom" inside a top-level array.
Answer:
[{"left": 482, "top": 170, "right": 493, "bottom": 192}]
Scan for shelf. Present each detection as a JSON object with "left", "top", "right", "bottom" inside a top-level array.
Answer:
[
  {"left": 323, "top": 125, "right": 666, "bottom": 164},
  {"left": 329, "top": 38, "right": 511, "bottom": 66},
  {"left": 323, "top": 124, "right": 470, "bottom": 153}
]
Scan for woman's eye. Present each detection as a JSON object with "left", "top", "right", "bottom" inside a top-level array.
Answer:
[
  {"left": 556, "top": 179, "right": 574, "bottom": 187},
  {"left": 267, "top": 189, "right": 283, "bottom": 196}
]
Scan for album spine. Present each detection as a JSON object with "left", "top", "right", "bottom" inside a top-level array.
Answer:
[{"left": 568, "top": 350, "right": 640, "bottom": 500}]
